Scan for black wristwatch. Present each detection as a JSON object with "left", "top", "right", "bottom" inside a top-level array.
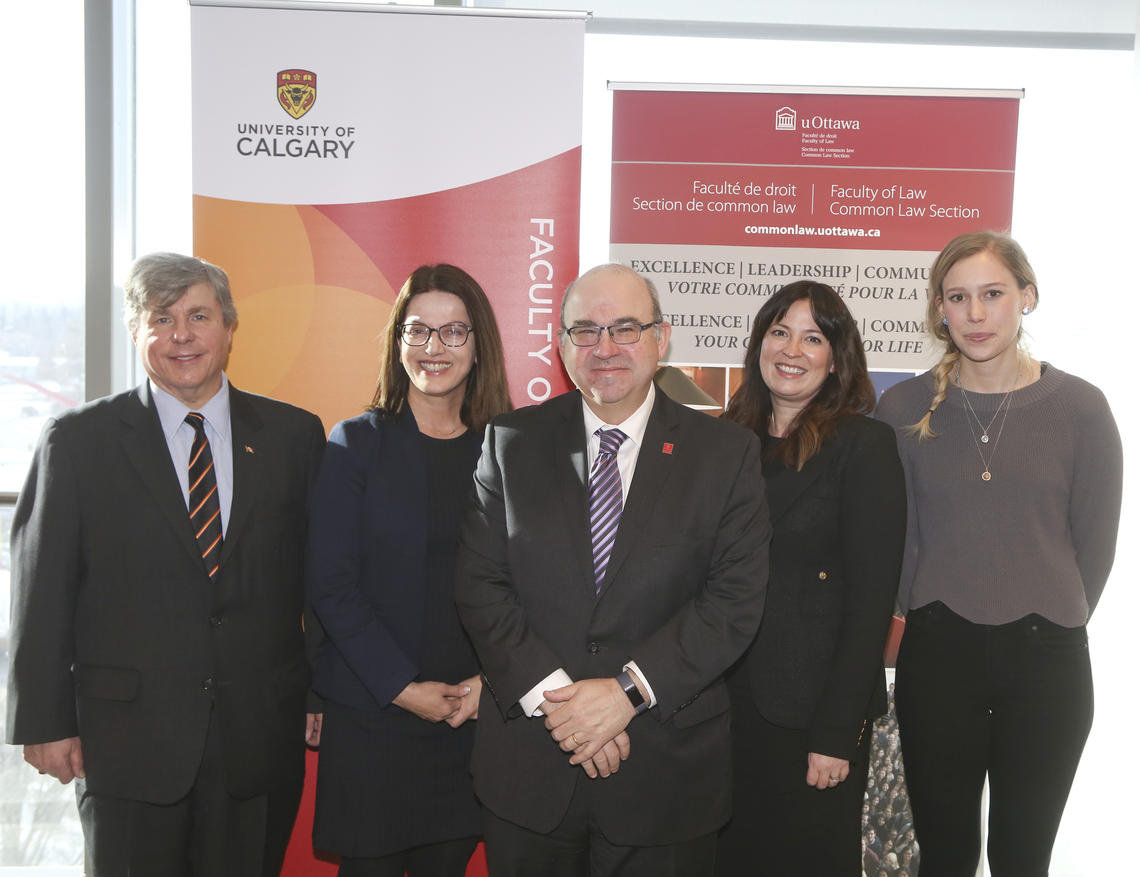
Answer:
[{"left": 616, "top": 669, "right": 649, "bottom": 715}]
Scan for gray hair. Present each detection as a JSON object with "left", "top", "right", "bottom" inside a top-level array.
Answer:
[{"left": 124, "top": 252, "right": 237, "bottom": 332}]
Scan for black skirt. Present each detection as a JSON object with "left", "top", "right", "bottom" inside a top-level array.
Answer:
[{"left": 313, "top": 700, "right": 481, "bottom": 857}]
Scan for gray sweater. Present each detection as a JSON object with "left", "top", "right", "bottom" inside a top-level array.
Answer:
[{"left": 876, "top": 365, "right": 1122, "bottom": 626}]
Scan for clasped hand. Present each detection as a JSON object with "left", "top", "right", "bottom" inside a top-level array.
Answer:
[
  {"left": 393, "top": 675, "right": 481, "bottom": 727},
  {"left": 542, "top": 678, "right": 634, "bottom": 779}
]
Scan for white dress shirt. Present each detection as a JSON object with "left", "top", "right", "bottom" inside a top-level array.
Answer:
[{"left": 519, "top": 385, "right": 659, "bottom": 716}]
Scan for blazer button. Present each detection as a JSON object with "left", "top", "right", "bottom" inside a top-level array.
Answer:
[
  {"left": 818, "top": 571, "right": 828, "bottom": 580},
  {"left": 202, "top": 677, "right": 214, "bottom": 691},
  {"left": 588, "top": 642, "right": 601, "bottom": 654},
  {"left": 209, "top": 616, "right": 222, "bottom": 627}
]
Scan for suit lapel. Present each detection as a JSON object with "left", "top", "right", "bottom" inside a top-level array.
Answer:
[
  {"left": 119, "top": 384, "right": 203, "bottom": 567},
  {"left": 552, "top": 394, "right": 595, "bottom": 594},
  {"left": 763, "top": 432, "right": 842, "bottom": 523},
  {"left": 597, "top": 392, "right": 678, "bottom": 596},
  {"left": 223, "top": 387, "right": 263, "bottom": 563}
]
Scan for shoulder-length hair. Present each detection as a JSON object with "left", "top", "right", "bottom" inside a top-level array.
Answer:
[
  {"left": 725, "top": 280, "right": 874, "bottom": 470},
  {"left": 907, "top": 231, "right": 1038, "bottom": 440},
  {"left": 369, "top": 264, "right": 512, "bottom": 432}
]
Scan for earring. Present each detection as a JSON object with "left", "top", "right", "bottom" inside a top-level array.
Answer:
[
  {"left": 941, "top": 317, "right": 949, "bottom": 326},
  {"left": 1021, "top": 306, "right": 1031, "bottom": 315}
]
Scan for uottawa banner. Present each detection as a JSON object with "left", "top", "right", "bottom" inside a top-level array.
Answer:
[
  {"left": 610, "top": 85, "right": 1021, "bottom": 385},
  {"left": 191, "top": 3, "right": 584, "bottom": 432}
]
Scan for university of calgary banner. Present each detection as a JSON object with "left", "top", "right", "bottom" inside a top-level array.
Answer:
[
  {"left": 191, "top": 2, "right": 585, "bottom": 431},
  {"left": 191, "top": 6, "right": 583, "bottom": 874},
  {"left": 610, "top": 85, "right": 1021, "bottom": 394}
]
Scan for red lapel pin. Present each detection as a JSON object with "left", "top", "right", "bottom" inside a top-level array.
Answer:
[{"left": 662, "top": 442, "right": 674, "bottom": 455}]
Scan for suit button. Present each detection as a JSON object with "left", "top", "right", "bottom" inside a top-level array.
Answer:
[
  {"left": 202, "top": 677, "right": 214, "bottom": 691},
  {"left": 588, "top": 642, "right": 601, "bottom": 654},
  {"left": 209, "top": 616, "right": 222, "bottom": 627},
  {"left": 818, "top": 571, "right": 828, "bottom": 580}
]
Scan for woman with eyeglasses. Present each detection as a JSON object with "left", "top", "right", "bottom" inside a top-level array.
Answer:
[
  {"left": 716, "top": 280, "right": 906, "bottom": 875},
  {"left": 308, "top": 264, "right": 512, "bottom": 876}
]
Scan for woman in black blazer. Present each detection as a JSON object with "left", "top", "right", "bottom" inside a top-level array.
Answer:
[
  {"left": 716, "top": 281, "right": 906, "bottom": 875},
  {"left": 308, "top": 265, "right": 511, "bottom": 877}
]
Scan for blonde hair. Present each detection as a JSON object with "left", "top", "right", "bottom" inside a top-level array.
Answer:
[{"left": 907, "top": 232, "right": 1038, "bottom": 439}]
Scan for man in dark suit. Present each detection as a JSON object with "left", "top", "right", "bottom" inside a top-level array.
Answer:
[
  {"left": 6, "top": 253, "right": 325, "bottom": 875},
  {"left": 455, "top": 264, "right": 771, "bottom": 876}
]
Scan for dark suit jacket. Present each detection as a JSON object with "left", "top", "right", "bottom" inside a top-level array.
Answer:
[
  {"left": 734, "top": 415, "right": 905, "bottom": 759},
  {"left": 6, "top": 382, "right": 325, "bottom": 803},
  {"left": 455, "top": 390, "right": 771, "bottom": 846},
  {"left": 307, "top": 407, "right": 482, "bottom": 711}
]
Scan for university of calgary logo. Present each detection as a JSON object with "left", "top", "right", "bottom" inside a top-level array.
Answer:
[{"left": 277, "top": 69, "right": 316, "bottom": 119}]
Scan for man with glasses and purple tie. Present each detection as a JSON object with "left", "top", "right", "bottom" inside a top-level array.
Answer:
[
  {"left": 455, "top": 263, "right": 771, "bottom": 876},
  {"left": 7, "top": 252, "right": 325, "bottom": 875}
]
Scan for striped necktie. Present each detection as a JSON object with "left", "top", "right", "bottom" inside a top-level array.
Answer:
[
  {"left": 588, "top": 428, "right": 627, "bottom": 594},
  {"left": 185, "top": 412, "right": 223, "bottom": 580}
]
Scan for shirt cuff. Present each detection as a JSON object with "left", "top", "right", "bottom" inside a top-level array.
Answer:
[
  {"left": 519, "top": 669, "right": 574, "bottom": 717},
  {"left": 623, "top": 661, "right": 657, "bottom": 708}
]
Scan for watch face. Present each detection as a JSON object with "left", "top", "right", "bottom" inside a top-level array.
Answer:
[{"left": 619, "top": 670, "right": 646, "bottom": 709}]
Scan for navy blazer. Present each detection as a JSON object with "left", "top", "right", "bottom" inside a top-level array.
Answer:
[
  {"left": 734, "top": 415, "right": 906, "bottom": 759},
  {"left": 307, "top": 407, "right": 482, "bottom": 712}
]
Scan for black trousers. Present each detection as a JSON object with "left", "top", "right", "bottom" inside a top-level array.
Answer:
[
  {"left": 895, "top": 602, "right": 1093, "bottom": 877},
  {"left": 481, "top": 773, "right": 716, "bottom": 877},
  {"left": 717, "top": 688, "right": 867, "bottom": 877},
  {"left": 76, "top": 708, "right": 302, "bottom": 877}
]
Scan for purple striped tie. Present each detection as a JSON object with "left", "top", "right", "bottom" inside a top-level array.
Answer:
[{"left": 589, "top": 428, "right": 627, "bottom": 594}]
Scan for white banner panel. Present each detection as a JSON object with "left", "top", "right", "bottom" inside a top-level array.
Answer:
[{"left": 192, "top": 5, "right": 585, "bottom": 205}]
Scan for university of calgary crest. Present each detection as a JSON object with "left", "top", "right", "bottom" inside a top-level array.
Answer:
[{"left": 277, "top": 69, "right": 316, "bottom": 120}]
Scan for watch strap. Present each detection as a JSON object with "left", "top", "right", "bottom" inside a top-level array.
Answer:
[{"left": 616, "top": 669, "right": 649, "bottom": 715}]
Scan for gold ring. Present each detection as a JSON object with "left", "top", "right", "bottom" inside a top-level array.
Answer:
[{"left": 571, "top": 732, "right": 582, "bottom": 746}]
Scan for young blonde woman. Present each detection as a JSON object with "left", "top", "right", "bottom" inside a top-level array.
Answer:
[{"left": 876, "top": 232, "right": 1122, "bottom": 876}]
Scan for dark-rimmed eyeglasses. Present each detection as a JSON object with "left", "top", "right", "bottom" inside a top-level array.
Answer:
[
  {"left": 398, "top": 322, "right": 473, "bottom": 348},
  {"left": 562, "top": 320, "right": 660, "bottom": 347}
]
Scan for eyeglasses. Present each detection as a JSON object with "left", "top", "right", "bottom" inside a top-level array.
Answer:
[
  {"left": 398, "top": 322, "right": 473, "bottom": 347},
  {"left": 562, "top": 320, "right": 660, "bottom": 347}
]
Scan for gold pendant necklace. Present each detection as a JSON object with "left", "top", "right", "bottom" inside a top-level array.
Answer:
[{"left": 958, "top": 361, "right": 1020, "bottom": 482}]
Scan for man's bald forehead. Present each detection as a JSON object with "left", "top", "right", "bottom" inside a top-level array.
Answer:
[{"left": 561, "top": 264, "right": 653, "bottom": 324}]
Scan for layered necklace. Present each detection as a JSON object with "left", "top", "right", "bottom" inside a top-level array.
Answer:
[{"left": 957, "top": 357, "right": 1021, "bottom": 482}]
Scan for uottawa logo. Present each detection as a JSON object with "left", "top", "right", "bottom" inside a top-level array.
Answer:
[
  {"left": 278, "top": 69, "right": 316, "bottom": 119},
  {"left": 775, "top": 107, "right": 796, "bottom": 131}
]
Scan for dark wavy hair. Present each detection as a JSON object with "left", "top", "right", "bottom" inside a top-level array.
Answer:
[
  {"left": 369, "top": 264, "right": 512, "bottom": 432},
  {"left": 725, "top": 280, "right": 874, "bottom": 469}
]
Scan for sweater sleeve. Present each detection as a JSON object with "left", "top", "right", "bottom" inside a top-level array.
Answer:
[
  {"left": 1067, "top": 382, "right": 1123, "bottom": 616},
  {"left": 873, "top": 383, "right": 923, "bottom": 614}
]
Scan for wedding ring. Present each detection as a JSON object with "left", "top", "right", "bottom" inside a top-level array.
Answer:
[
  {"left": 571, "top": 732, "right": 582, "bottom": 746},
  {"left": 828, "top": 777, "right": 839, "bottom": 784}
]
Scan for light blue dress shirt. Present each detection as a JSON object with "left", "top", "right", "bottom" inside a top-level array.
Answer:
[{"left": 150, "top": 375, "right": 234, "bottom": 536}]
